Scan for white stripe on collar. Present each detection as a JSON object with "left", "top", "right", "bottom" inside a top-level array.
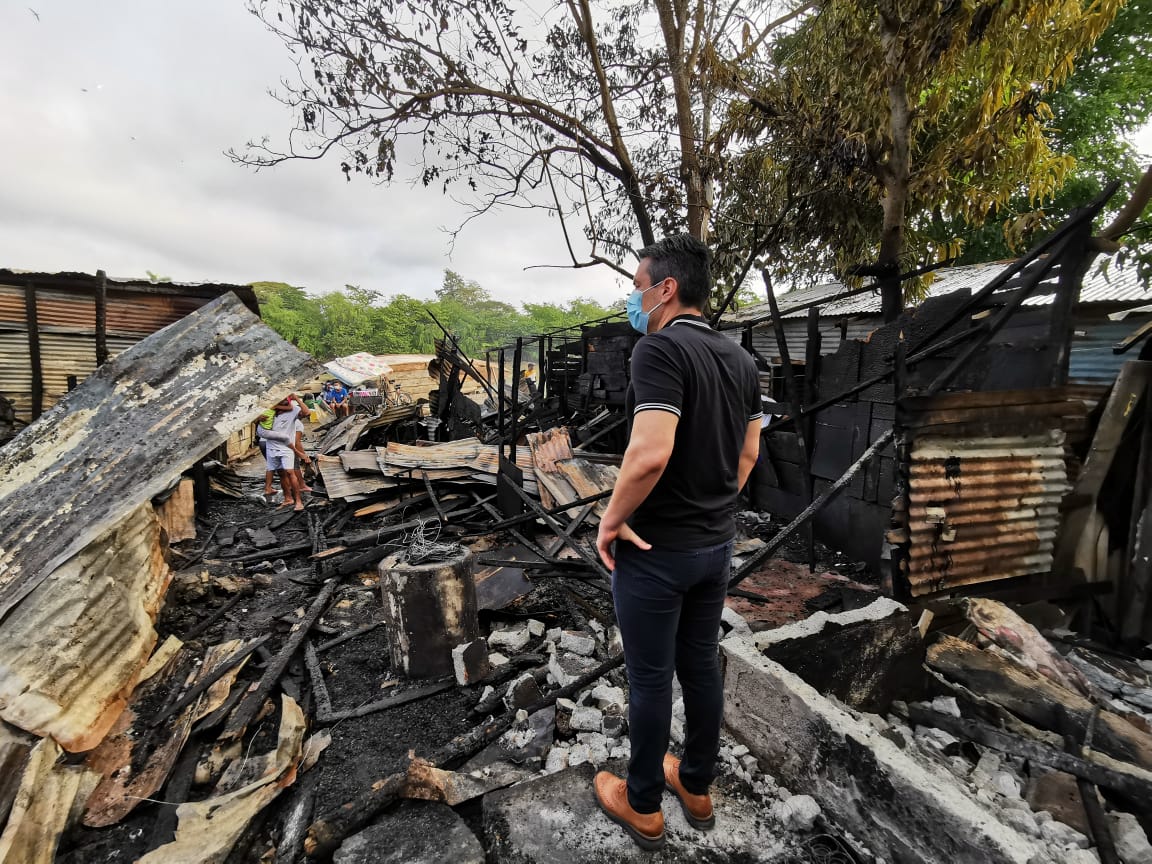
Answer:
[{"left": 667, "top": 318, "right": 711, "bottom": 329}]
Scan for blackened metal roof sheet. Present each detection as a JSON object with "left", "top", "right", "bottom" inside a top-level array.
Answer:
[{"left": 0, "top": 292, "right": 321, "bottom": 623}]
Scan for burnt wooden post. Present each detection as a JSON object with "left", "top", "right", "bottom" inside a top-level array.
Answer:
[
  {"left": 804, "top": 308, "right": 822, "bottom": 568},
  {"left": 24, "top": 282, "right": 43, "bottom": 420},
  {"left": 1121, "top": 374, "right": 1152, "bottom": 640},
  {"left": 1047, "top": 216, "right": 1094, "bottom": 386},
  {"left": 379, "top": 548, "right": 480, "bottom": 678},
  {"left": 95, "top": 269, "right": 109, "bottom": 367},
  {"left": 762, "top": 270, "right": 816, "bottom": 570},
  {"left": 537, "top": 334, "right": 546, "bottom": 399}
]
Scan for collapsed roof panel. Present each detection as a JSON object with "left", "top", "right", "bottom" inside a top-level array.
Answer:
[
  {"left": 0, "top": 503, "right": 168, "bottom": 751},
  {"left": 0, "top": 293, "right": 321, "bottom": 747}
]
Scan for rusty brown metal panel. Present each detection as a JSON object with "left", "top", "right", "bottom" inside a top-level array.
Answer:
[
  {"left": 317, "top": 455, "right": 399, "bottom": 500},
  {"left": 0, "top": 504, "right": 168, "bottom": 751},
  {"left": 0, "top": 293, "right": 321, "bottom": 624},
  {"left": 905, "top": 432, "right": 1070, "bottom": 596}
]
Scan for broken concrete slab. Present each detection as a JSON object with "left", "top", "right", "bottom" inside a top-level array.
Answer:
[
  {"left": 489, "top": 624, "right": 532, "bottom": 652},
  {"left": 559, "top": 630, "right": 596, "bottom": 657},
  {"left": 483, "top": 762, "right": 788, "bottom": 863},
  {"left": 335, "top": 801, "right": 484, "bottom": 864},
  {"left": 752, "top": 597, "right": 924, "bottom": 714},
  {"left": 722, "top": 632, "right": 1048, "bottom": 864},
  {"left": 548, "top": 652, "right": 600, "bottom": 687},
  {"left": 453, "top": 639, "right": 490, "bottom": 686}
]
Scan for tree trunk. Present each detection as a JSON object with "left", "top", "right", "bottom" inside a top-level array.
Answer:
[
  {"left": 878, "top": 11, "right": 910, "bottom": 322},
  {"left": 653, "top": 0, "right": 709, "bottom": 240},
  {"left": 571, "top": 0, "right": 655, "bottom": 245}
]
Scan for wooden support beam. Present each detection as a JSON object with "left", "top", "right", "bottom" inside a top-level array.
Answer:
[
  {"left": 504, "top": 480, "right": 611, "bottom": 581},
  {"left": 762, "top": 270, "right": 816, "bottom": 572},
  {"left": 1047, "top": 219, "right": 1094, "bottom": 386},
  {"left": 321, "top": 680, "right": 454, "bottom": 723},
  {"left": 94, "top": 269, "right": 108, "bottom": 367},
  {"left": 926, "top": 635, "right": 1152, "bottom": 770},
  {"left": 24, "top": 282, "right": 43, "bottom": 420}
]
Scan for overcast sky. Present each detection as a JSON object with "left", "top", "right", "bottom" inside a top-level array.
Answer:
[
  {"left": 0, "top": 0, "right": 631, "bottom": 307},
  {"left": 1, "top": 2, "right": 1149, "bottom": 310}
]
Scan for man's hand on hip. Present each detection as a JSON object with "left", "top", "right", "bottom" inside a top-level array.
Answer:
[{"left": 596, "top": 519, "right": 652, "bottom": 571}]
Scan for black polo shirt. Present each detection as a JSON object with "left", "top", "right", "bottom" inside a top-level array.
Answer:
[{"left": 624, "top": 314, "right": 762, "bottom": 548}]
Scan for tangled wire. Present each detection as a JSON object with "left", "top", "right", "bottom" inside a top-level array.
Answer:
[
  {"left": 400, "top": 517, "right": 460, "bottom": 565},
  {"left": 781, "top": 833, "right": 860, "bottom": 864}
]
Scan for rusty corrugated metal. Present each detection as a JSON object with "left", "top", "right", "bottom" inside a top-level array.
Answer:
[
  {"left": 1, "top": 274, "right": 255, "bottom": 427},
  {"left": 317, "top": 455, "right": 400, "bottom": 500},
  {"left": 905, "top": 432, "right": 1070, "bottom": 595},
  {"left": 0, "top": 330, "right": 134, "bottom": 418},
  {"left": 0, "top": 294, "right": 321, "bottom": 750}
]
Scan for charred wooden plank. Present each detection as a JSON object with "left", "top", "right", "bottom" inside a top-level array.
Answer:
[
  {"left": 905, "top": 703, "right": 1152, "bottom": 801},
  {"left": 926, "top": 635, "right": 1152, "bottom": 770},
  {"left": 220, "top": 578, "right": 340, "bottom": 741}
]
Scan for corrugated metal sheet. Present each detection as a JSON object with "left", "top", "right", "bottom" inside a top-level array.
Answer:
[
  {"left": 732, "top": 260, "right": 1151, "bottom": 326},
  {"left": 317, "top": 455, "right": 400, "bottom": 500},
  {"left": 906, "top": 433, "right": 1070, "bottom": 595},
  {"left": 748, "top": 318, "right": 879, "bottom": 363},
  {"left": 0, "top": 330, "right": 135, "bottom": 419},
  {"left": 0, "top": 294, "right": 321, "bottom": 749},
  {"left": 1068, "top": 315, "right": 1152, "bottom": 383},
  {"left": 0, "top": 504, "right": 168, "bottom": 751}
]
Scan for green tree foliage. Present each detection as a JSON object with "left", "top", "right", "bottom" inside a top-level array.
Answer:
[
  {"left": 252, "top": 271, "right": 617, "bottom": 361},
  {"left": 720, "top": 0, "right": 1125, "bottom": 317},
  {"left": 931, "top": 0, "right": 1152, "bottom": 264}
]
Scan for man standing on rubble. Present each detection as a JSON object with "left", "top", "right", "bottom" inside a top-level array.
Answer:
[{"left": 594, "top": 234, "right": 763, "bottom": 850}]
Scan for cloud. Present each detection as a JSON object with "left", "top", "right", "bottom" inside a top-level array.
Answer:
[{"left": 0, "top": 0, "right": 631, "bottom": 309}]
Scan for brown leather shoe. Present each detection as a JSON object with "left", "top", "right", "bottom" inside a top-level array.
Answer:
[
  {"left": 663, "top": 754, "right": 715, "bottom": 830},
  {"left": 593, "top": 771, "right": 665, "bottom": 850}
]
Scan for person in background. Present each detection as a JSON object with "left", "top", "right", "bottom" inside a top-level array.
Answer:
[
  {"left": 327, "top": 381, "right": 351, "bottom": 417},
  {"left": 292, "top": 413, "right": 312, "bottom": 494},
  {"left": 256, "top": 408, "right": 277, "bottom": 502},
  {"left": 264, "top": 394, "right": 306, "bottom": 511},
  {"left": 593, "top": 234, "right": 762, "bottom": 851}
]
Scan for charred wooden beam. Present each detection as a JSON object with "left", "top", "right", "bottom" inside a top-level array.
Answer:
[
  {"left": 906, "top": 703, "right": 1152, "bottom": 802},
  {"left": 95, "top": 269, "right": 109, "bottom": 367},
  {"left": 303, "top": 641, "right": 333, "bottom": 721},
  {"left": 24, "top": 282, "right": 43, "bottom": 420},
  {"left": 504, "top": 481, "right": 610, "bottom": 581},
  {"left": 926, "top": 635, "right": 1152, "bottom": 771},
  {"left": 762, "top": 269, "right": 816, "bottom": 572},
  {"left": 150, "top": 634, "right": 271, "bottom": 726},
  {"left": 315, "top": 622, "right": 381, "bottom": 654},
  {"left": 465, "top": 489, "right": 613, "bottom": 535},
  {"left": 320, "top": 680, "right": 454, "bottom": 724},
  {"left": 220, "top": 578, "right": 340, "bottom": 741}
]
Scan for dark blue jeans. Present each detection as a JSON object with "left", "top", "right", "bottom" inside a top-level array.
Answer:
[{"left": 612, "top": 537, "right": 733, "bottom": 813}]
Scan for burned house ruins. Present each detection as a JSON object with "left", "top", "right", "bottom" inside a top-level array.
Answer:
[{"left": 0, "top": 182, "right": 1151, "bottom": 864}]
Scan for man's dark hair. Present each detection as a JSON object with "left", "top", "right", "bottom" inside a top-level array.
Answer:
[{"left": 637, "top": 233, "right": 712, "bottom": 309}]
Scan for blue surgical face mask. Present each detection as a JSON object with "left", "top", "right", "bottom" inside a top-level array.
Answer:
[{"left": 626, "top": 281, "right": 665, "bottom": 335}]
